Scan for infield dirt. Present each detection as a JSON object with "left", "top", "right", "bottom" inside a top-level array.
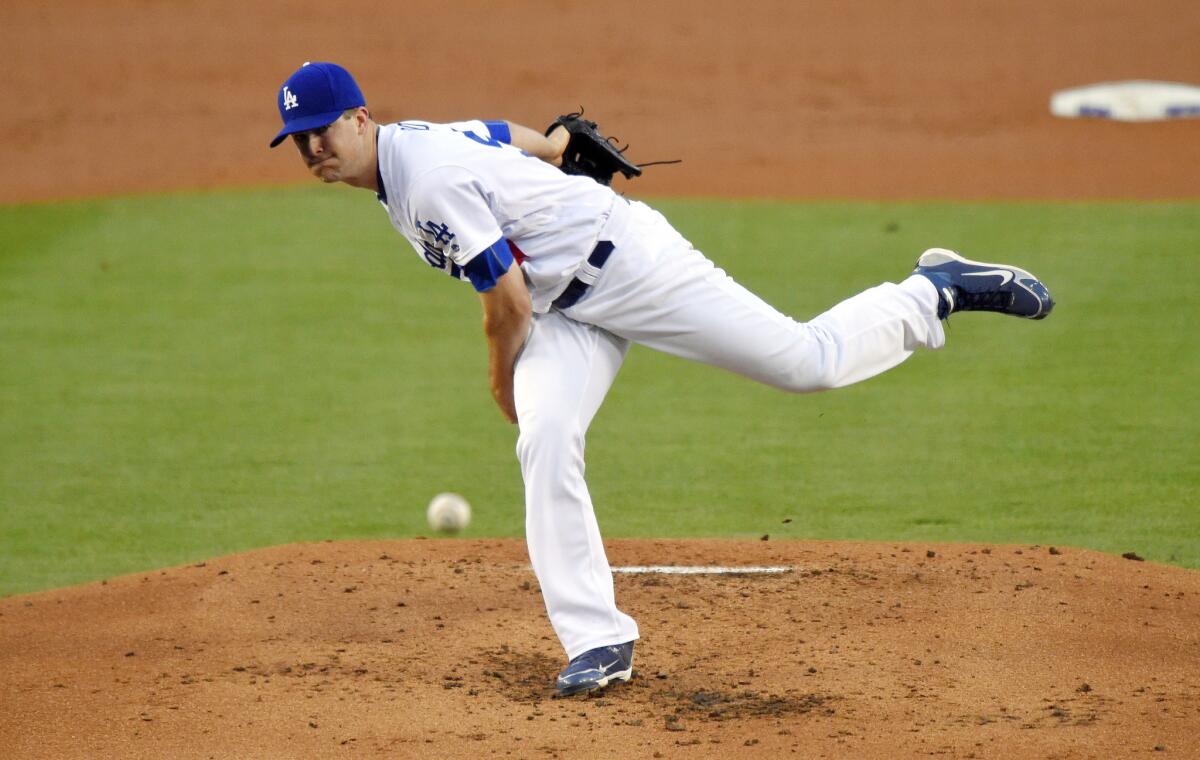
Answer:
[
  {"left": 4, "top": 540, "right": 1200, "bottom": 758},
  {"left": 3, "top": 0, "right": 1199, "bottom": 203},
  {"left": 2, "top": 0, "right": 1199, "bottom": 758}
]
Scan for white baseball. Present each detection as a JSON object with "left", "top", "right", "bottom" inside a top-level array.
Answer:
[{"left": 426, "top": 492, "right": 471, "bottom": 533}]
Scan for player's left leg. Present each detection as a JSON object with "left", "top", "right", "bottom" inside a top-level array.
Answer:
[{"left": 512, "top": 310, "right": 640, "bottom": 670}]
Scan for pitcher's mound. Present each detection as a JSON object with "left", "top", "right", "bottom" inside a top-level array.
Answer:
[{"left": 3, "top": 539, "right": 1198, "bottom": 758}]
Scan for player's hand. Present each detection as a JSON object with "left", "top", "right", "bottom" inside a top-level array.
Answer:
[
  {"left": 545, "top": 125, "right": 570, "bottom": 167},
  {"left": 542, "top": 113, "right": 643, "bottom": 185}
]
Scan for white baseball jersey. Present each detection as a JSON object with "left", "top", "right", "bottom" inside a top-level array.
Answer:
[{"left": 375, "top": 120, "right": 618, "bottom": 312}]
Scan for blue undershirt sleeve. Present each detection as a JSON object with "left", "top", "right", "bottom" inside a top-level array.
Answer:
[
  {"left": 483, "top": 120, "right": 512, "bottom": 144},
  {"left": 463, "top": 237, "right": 515, "bottom": 292}
]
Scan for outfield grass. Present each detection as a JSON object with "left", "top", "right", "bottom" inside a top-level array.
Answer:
[{"left": 1, "top": 188, "right": 1197, "bottom": 595}]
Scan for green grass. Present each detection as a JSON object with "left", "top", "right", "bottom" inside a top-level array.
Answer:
[{"left": 2, "top": 189, "right": 1197, "bottom": 595}]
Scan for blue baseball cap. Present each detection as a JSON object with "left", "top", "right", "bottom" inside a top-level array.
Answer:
[{"left": 269, "top": 62, "right": 366, "bottom": 148}]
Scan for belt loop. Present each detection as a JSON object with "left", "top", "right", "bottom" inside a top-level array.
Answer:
[{"left": 588, "top": 241, "right": 615, "bottom": 269}]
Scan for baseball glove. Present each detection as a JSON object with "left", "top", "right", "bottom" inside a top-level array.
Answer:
[{"left": 546, "top": 111, "right": 643, "bottom": 186}]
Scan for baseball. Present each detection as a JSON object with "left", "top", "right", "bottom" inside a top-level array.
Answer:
[{"left": 426, "top": 492, "right": 471, "bottom": 533}]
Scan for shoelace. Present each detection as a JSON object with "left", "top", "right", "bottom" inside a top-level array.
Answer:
[
  {"left": 569, "top": 646, "right": 627, "bottom": 670},
  {"left": 955, "top": 288, "right": 1014, "bottom": 312}
]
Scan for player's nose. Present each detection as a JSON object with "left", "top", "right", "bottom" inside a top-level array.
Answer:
[{"left": 303, "top": 132, "right": 325, "bottom": 157}]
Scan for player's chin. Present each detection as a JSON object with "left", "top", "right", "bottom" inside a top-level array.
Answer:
[{"left": 312, "top": 165, "right": 342, "bottom": 183}]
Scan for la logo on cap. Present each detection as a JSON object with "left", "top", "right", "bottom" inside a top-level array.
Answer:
[{"left": 282, "top": 87, "right": 299, "bottom": 111}]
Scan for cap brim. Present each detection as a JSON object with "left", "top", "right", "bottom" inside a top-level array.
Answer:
[{"left": 268, "top": 109, "right": 344, "bottom": 148}]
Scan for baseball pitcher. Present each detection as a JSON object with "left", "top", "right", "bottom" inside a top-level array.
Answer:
[{"left": 269, "top": 62, "right": 1053, "bottom": 697}]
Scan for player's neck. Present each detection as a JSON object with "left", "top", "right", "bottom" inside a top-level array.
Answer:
[{"left": 342, "top": 123, "right": 380, "bottom": 193}]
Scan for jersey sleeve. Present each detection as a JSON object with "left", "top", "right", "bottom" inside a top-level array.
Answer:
[
  {"left": 482, "top": 120, "right": 511, "bottom": 144},
  {"left": 442, "top": 119, "right": 510, "bottom": 145},
  {"left": 406, "top": 166, "right": 511, "bottom": 291}
]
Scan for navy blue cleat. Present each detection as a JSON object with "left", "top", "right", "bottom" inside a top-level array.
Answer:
[
  {"left": 913, "top": 248, "right": 1054, "bottom": 320},
  {"left": 555, "top": 642, "right": 634, "bottom": 697}
]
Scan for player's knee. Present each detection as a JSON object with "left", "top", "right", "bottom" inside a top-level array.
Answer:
[
  {"left": 774, "top": 327, "right": 843, "bottom": 392},
  {"left": 786, "top": 365, "right": 841, "bottom": 393},
  {"left": 755, "top": 355, "right": 840, "bottom": 393},
  {"left": 772, "top": 375, "right": 833, "bottom": 394},
  {"left": 515, "top": 414, "right": 584, "bottom": 466}
]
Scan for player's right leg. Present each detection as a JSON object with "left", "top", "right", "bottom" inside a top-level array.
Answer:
[
  {"left": 562, "top": 201, "right": 942, "bottom": 392},
  {"left": 512, "top": 310, "right": 639, "bottom": 693},
  {"left": 562, "top": 201, "right": 1050, "bottom": 394}
]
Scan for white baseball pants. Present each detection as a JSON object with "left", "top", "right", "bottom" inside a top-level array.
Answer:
[{"left": 513, "top": 200, "right": 945, "bottom": 659}]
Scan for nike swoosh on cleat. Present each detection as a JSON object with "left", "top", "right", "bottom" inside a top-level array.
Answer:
[{"left": 962, "top": 269, "right": 1014, "bottom": 285}]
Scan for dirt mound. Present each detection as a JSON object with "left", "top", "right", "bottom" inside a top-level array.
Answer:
[{"left": 3, "top": 539, "right": 1198, "bottom": 758}]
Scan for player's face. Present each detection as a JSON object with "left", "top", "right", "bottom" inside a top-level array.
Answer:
[{"left": 291, "top": 113, "right": 362, "bottom": 184}]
